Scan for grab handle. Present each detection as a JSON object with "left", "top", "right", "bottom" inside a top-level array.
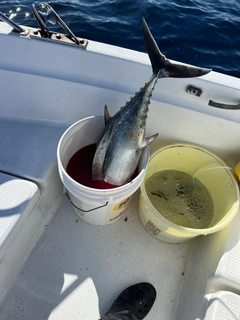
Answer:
[{"left": 209, "top": 100, "right": 240, "bottom": 110}]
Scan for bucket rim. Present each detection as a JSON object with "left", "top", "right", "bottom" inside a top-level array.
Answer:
[
  {"left": 149, "top": 143, "right": 233, "bottom": 162},
  {"left": 140, "top": 143, "right": 240, "bottom": 235}
]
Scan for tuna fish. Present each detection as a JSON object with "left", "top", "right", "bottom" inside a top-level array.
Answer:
[{"left": 92, "top": 18, "right": 211, "bottom": 186}]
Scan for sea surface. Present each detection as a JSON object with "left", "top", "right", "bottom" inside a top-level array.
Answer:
[{"left": 1, "top": 0, "right": 240, "bottom": 77}]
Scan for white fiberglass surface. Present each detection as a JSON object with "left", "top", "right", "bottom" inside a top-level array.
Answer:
[
  {"left": 0, "top": 195, "right": 190, "bottom": 320},
  {"left": 1, "top": 24, "right": 240, "bottom": 319},
  {"left": 1, "top": 192, "right": 240, "bottom": 320}
]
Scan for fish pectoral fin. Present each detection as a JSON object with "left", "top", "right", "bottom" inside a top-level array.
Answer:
[
  {"left": 104, "top": 105, "right": 111, "bottom": 125},
  {"left": 142, "top": 133, "right": 158, "bottom": 147}
]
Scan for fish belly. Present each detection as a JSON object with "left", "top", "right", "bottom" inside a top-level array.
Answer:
[{"left": 103, "top": 147, "right": 142, "bottom": 186}]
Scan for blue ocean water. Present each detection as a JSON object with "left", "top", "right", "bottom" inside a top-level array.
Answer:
[{"left": 1, "top": 0, "right": 240, "bottom": 77}]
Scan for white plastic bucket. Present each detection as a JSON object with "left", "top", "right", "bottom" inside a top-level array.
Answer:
[
  {"left": 57, "top": 116, "right": 149, "bottom": 225},
  {"left": 138, "top": 144, "right": 239, "bottom": 243}
]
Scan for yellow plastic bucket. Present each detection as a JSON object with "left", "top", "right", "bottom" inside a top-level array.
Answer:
[{"left": 138, "top": 144, "right": 239, "bottom": 243}]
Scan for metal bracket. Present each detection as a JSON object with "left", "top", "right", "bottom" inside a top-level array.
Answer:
[
  {"left": 0, "top": 4, "right": 87, "bottom": 49},
  {"left": 28, "top": 28, "right": 87, "bottom": 48},
  {"left": 31, "top": 3, "right": 87, "bottom": 48},
  {"left": 186, "top": 85, "right": 202, "bottom": 97},
  {"left": 0, "top": 11, "right": 25, "bottom": 33}
]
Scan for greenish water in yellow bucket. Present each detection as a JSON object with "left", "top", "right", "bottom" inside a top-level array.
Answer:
[
  {"left": 145, "top": 169, "right": 214, "bottom": 229},
  {"left": 138, "top": 144, "right": 239, "bottom": 243}
]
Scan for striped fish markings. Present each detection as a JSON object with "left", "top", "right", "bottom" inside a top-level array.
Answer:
[{"left": 92, "top": 18, "right": 211, "bottom": 186}]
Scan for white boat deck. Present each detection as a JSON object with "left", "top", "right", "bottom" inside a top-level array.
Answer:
[
  {"left": 1, "top": 177, "right": 240, "bottom": 320},
  {"left": 1, "top": 21, "right": 240, "bottom": 319},
  {"left": 0, "top": 194, "right": 189, "bottom": 319}
]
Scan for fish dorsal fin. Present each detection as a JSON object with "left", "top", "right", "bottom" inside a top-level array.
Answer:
[
  {"left": 104, "top": 105, "right": 111, "bottom": 125},
  {"left": 141, "top": 133, "right": 158, "bottom": 148}
]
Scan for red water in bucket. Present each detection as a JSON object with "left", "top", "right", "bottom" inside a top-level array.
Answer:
[{"left": 66, "top": 143, "right": 138, "bottom": 189}]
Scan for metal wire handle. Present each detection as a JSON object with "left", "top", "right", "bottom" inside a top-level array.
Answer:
[{"left": 65, "top": 193, "right": 108, "bottom": 213}]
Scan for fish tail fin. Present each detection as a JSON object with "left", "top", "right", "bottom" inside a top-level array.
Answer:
[{"left": 142, "top": 18, "right": 211, "bottom": 78}]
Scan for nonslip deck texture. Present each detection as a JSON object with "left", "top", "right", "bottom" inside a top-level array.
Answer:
[
  {"left": 0, "top": 173, "right": 39, "bottom": 250},
  {"left": 0, "top": 195, "right": 189, "bottom": 320}
]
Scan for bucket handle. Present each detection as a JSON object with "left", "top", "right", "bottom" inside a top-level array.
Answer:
[{"left": 65, "top": 193, "right": 108, "bottom": 212}]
